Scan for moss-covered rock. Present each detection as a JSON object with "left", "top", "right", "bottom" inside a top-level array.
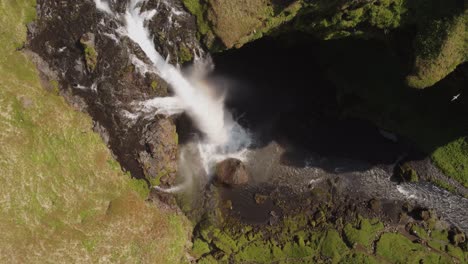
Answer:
[
  {"left": 138, "top": 118, "right": 178, "bottom": 188},
  {"left": 192, "top": 238, "right": 211, "bottom": 258},
  {"left": 178, "top": 44, "right": 193, "bottom": 63},
  {"left": 320, "top": 229, "right": 349, "bottom": 263},
  {"left": 80, "top": 33, "right": 98, "bottom": 72},
  {"left": 339, "top": 252, "right": 379, "bottom": 264},
  {"left": 376, "top": 233, "right": 427, "bottom": 263},
  {"left": 410, "top": 224, "right": 429, "bottom": 240},
  {"left": 343, "top": 218, "right": 384, "bottom": 249},
  {"left": 446, "top": 244, "right": 465, "bottom": 262},
  {"left": 407, "top": 10, "right": 467, "bottom": 89}
]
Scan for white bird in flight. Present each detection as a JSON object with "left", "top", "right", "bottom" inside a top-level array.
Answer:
[{"left": 451, "top": 93, "right": 461, "bottom": 102}]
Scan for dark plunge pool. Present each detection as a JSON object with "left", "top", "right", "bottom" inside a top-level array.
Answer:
[{"left": 207, "top": 34, "right": 408, "bottom": 168}]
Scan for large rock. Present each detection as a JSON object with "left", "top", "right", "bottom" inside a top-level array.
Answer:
[
  {"left": 138, "top": 118, "right": 178, "bottom": 187},
  {"left": 215, "top": 158, "right": 249, "bottom": 186}
]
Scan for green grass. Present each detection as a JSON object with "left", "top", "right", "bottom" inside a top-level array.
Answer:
[
  {"left": 376, "top": 232, "right": 455, "bottom": 263},
  {"left": 431, "top": 137, "right": 468, "bottom": 187},
  {"left": 0, "top": 1, "right": 191, "bottom": 262},
  {"left": 343, "top": 218, "right": 384, "bottom": 249},
  {"left": 339, "top": 252, "right": 379, "bottom": 264},
  {"left": 82, "top": 45, "right": 98, "bottom": 71},
  {"left": 182, "top": 0, "right": 211, "bottom": 35},
  {"left": 128, "top": 178, "right": 150, "bottom": 199},
  {"left": 320, "top": 229, "right": 349, "bottom": 263},
  {"left": 194, "top": 212, "right": 461, "bottom": 263},
  {"left": 407, "top": 11, "right": 467, "bottom": 89},
  {"left": 376, "top": 233, "right": 426, "bottom": 263}
]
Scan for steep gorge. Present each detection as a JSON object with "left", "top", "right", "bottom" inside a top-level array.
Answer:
[{"left": 1, "top": 0, "right": 467, "bottom": 262}]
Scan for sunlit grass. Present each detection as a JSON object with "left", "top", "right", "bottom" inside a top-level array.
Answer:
[{"left": 0, "top": 1, "right": 190, "bottom": 262}]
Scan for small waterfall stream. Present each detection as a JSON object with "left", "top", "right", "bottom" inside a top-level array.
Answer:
[{"left": 94, "top": 0, "right": 251, "bottom": 176}]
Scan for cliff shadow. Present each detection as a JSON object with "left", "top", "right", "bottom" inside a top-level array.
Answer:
[{"left": 207, "top": 33, "right": 468, "bottom": 174}]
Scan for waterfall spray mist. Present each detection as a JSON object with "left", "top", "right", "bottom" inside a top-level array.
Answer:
[{"left": 94, "top": 0, "right": 251, "bottom": 189}]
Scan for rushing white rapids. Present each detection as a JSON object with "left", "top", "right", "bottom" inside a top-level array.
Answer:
[{"left": 94, "top": 0, "right": 251, "bottom": 177}]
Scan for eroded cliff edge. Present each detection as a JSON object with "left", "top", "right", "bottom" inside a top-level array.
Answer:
[{"left": 184, "top": 0, "right": 467, "bottom": 89}]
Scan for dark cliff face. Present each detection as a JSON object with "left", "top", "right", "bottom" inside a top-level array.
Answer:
[{"left": 28, "top": 0, "right": 202, "bottom": 185}]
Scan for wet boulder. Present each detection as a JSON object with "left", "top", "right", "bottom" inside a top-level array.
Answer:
[
  {"left": 394, "top": 163, "right": 419, "bottom": 182},
  {"left": 215, "top": 158, "right": 249, "bottom": 187},
  {"left": 368, "top": 199, "right": 381, "bottom": 212},
  {"left": 449, "top": 228, "right": 466, "bottom": 246}
]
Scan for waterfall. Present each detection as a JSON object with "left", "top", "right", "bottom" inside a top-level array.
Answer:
[{"left": 94, "top": 0, "right": 251, "bottom": 176}]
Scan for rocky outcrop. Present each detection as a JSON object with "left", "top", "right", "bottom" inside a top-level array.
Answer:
[
  {"left": 215, "top": 158, "right": 249, "bottom": 186},
  {"left": 183, "top": 0, "right": 466, "bottom": 88},
  {"left": 183, "top": 0, "right": 302, "bottom": 49},
  {"left": 28, "top": 0, "right": 201, "bottom": 185},
  {"left": 138, "top": 118, "right": 178, "bottom": 187},
  {"left": 394, "top": 163, "right": 419, "bottom": 183}
]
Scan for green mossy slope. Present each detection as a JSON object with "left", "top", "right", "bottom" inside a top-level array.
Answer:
[
  {"left": 192, "top": 212, "right": 465, "bottom": 263},
  {"left": 407, "top": 11, "right": 467, "bottom": 89},
  {"left": 0, "top": 1, "right": 190, "bottom": 262}
]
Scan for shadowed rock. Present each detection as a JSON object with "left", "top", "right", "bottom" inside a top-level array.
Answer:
[{"left": 215, "top": 158, "right": 249, "bottom": 186}]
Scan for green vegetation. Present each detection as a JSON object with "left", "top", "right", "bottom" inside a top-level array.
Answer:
[
  {"left": 49, "top": 79, "right": 59, "bottom": 94},
  {"left": 149, "top": 169, "right": 169, "bottom": 187},
  {"left": 320, "top": 229, "right": 349, "bottom": 263},
  {"left": 182, "top": 0, "right": 211, "bottom": 35},
  {"left": 396, "top": 164, "right": 419, "bottom": 182},
  {"left": 192, "top": 238, "right": 211, "bottom": 258},
  {"left": 192, "top": 211, "right": 463, "bottom": 263},
  {"left": 178, "top": 44, "right": 193, "bottom": 63},
  {"left": 0, "top": 1, "right": 191, "bottom": 262},
  {"left": 376, "top": 233, "right": 426, "bottom": 263},
  {"left": 83, "top": 45, "right": 98, "bottom": 71},
  {"left": 407, "top": 11, "right": 467, "bottom": 89},
  {"left": 343, "top": 218, "right": 384, "bottom": 249},
  {"left": 183, "top": 0, "right": 302, "bottom": 49},
  {"left": 128, "top": 178, "right": 150, "bottom": 199},
  {"left": 432, "top": 137, "right": 468, "bottom": 187},
  {"left": 339, "top": 252, "right": 378, "bottom": 264},
  {"left": 295, "top": 0, "right": 406, "bottom": 40},
  {"left": 376, "top": 232, "right": 459, "bottom": 263},
  {"left": 151, "top": 80, "right": 158, "bottom": 91},
  {"left": 410, "top": 224, "right": 429, "bottom": 240}
]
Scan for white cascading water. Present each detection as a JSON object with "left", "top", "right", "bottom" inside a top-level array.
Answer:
[{"left": 94, "top": 0, "right": 251, "bottom": 179}]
